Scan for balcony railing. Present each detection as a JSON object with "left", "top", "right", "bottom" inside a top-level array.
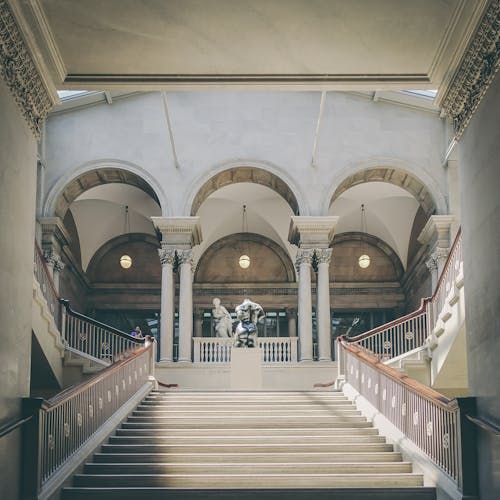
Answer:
[
  {"left": 61, "top": 300, "right": 144, "bottom": 363},
  {"left": 345, "top": 229, "right": 462, "bottom": 361},
  {"left": 193, "top": 337, "right": 298, "bottom": 363},
  {"left": 23, "top": 340, "right": 155, "bottom": 497},
  {"left": 337, "top": 340, "right": 477, "bottom": 496}
]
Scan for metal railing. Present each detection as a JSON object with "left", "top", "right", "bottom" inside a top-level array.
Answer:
[
  {"left": 345, "top": 229, "right": 463, "bottom": 361},
  {"left": 192, "top": 337, "right": 299, "bottom": 363},
  {"left": 338, "top": 340, "right": 477, "bottom": 495},
  {"left": 34, "top": 242, "right": 61, "bottom": 329},
  {"left": 23, "top": 340, "right": 155, "bottom": 496},
  {"left": 61, "top": 300, "right": 144, "bottom": 363}
]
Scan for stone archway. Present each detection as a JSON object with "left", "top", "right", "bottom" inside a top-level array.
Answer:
[
  {"left": 190, "top": 166, "right": 300, "bottom": 216},
  {"left": 51, "top": 167, "right": 162, "bottom": 219},
  {"left": 330, "top": 167, "right": 437, "bottom": 216}
]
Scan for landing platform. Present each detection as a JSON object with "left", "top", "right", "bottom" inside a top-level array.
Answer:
[{"left": 155, "top": 361, "right": 337, "bottom": 391}]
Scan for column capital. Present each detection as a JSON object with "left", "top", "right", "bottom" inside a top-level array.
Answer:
[
  {"left": 288, "top": 216, "right": 339, "bottom": 249},
  {"left": 431, "top": 247, "right": 449, "bottom": 266},
  {"left": 425, "top": 255, "right": 438, "bottom": 273},
  {"left": 177, "top": 249, "right": 194, "bottom": 267},
  {"left": 151, "top": 216, "right": 202, "bottom": 248},
  {"left": 315, "top": 248, "right": 333, "bottom": 265},
  {"left": 158, "top": 246, "right": 176, "bottom": 266},
  {"left": 295, "top": 248, "right": 314, "bottom": 269}
]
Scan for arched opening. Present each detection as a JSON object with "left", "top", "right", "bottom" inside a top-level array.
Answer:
[{"left": 190, "top": 166, "right": 300, "bottom": 216}]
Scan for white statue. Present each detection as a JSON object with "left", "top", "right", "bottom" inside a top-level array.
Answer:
[
  {"left": 234, "top": 298, "right": 265, "bottom": 348},
  {"left": 212, "top": 297, "right": 233, "bottom": 338}
]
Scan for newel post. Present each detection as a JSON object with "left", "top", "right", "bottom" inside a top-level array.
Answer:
[
  {"left": 21, "top": 398, "right": 44, "bottom": 499},
  {"left": 456, "top": 397, "right": 479, "bottom": 498}
]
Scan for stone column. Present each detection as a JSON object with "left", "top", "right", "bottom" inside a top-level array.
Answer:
[
  {"left": 158, "top": 246, "right": 176, "bottom": 362},
  {"left": 286, "top": 308, "right": 297, "bottom": 337},
  {"left": 151, "top": 216, "right": 202, "bottom": 364},
  {"left": 194, "top": 307, "right": 204, "bottom": 338},
  {"left": 316, "top": 248, "right": 333, "bottom": 362},
  {"left": 296, "top": 249, "right": 314, "bottom": 362},
  {"left": 177, "top": 249, "right": 194, "bottom": 363}
]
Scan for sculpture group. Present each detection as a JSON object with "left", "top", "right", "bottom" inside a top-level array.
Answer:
[{"left": 212, "top": 297, "right": 265, "bottom": 348}]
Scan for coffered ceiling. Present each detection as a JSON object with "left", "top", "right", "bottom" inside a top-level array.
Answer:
[{"left": 11, "top": 0, "right": 489, "bottom": 95}]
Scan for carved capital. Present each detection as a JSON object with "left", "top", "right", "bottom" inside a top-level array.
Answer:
[
  {"left": 295, "top": 248, "right": 314, "bottom": 269},
  {"left": 432, "top": 247, "right": 449, "bottom": 265},
  {"left": 425, "top": 256, "right": 438, "bottom": 273},
  {"left": 177, "top": 249, "right": 194, "bottom": 267},
  {"left": 0, "top": 1, "right": 54, "bottom": 138},
  {"left": 43, "top": 248, "right": 64, "bottom": 271},
  {"left": 315, "top": 248, "right": 332, "bottom": 265},
  {"left": 440, "top": 1, "right": 500, "bottom": 139},
  {"left": 158, "top": 247, "right": 176, "bottom": 266}
]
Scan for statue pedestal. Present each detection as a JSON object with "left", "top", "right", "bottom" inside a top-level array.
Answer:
[{"left": 230, "top": 347, "right": 262, "bottom": 390}]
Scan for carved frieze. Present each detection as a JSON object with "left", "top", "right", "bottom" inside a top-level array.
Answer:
[
  {"left": 441, "top": 0, "right": 500, "bottom": 139},
  {"left": 0, "top": 0, "right": 53, "bottom": 138}
]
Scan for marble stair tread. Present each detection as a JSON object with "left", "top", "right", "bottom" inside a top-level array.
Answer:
[
  {"left": 121, "top": 420, "right": 373, "bottom": 428},
  {"left": 115, "top": 427, "right": 380, "bottom": 436},
  {"left": 84, "top": 462, "right": 414, "bottom": 474},
  {"left": 72, "top": 473, "right": 424, "bottom": 488},
  {"left": 100, "top": 443, "right": 394, "bottom": 453},
  {"left": 93, "top": 452, "right": 405, "bottom": 463},
  {"left": 108, "top": 435, "right": 386, "bottom": 445},
  {"left": 62, "top": 487, "right": 436, "bottom": 500}
]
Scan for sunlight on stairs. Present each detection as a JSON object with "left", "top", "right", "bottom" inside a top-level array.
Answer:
[{"left": 62, "top": 391, "right": 435, "bottom": 499}]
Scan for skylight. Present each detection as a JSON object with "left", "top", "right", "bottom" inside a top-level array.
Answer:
[
  {"left": 57, "top": 90, "right": 92, "bottom": 100},
  {"left": 404, "top": 90, "right": 437, "bottom": 99}
]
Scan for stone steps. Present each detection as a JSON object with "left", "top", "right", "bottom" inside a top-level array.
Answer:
[{"left": 62, "top": 390, "right": 433, "bottom": 499}]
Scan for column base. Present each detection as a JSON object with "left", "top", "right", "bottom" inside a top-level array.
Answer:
[{"left": 176, "top": 359, "right": 192, "bottom": 364}]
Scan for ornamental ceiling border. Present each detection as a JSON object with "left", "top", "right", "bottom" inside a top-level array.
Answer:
[
  {"left": 441, "top": 0, "right": 500, "bottom": 140},
  {"left": 0, "top": 0, "right": 53, "bottom": 138}
]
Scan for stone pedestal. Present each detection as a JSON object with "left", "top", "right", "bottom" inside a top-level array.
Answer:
[{"left": 230, "top": 348, "right": 262, "bottom": 390}]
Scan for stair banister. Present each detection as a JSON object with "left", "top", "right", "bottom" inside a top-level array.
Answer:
[
  {"left": 337, "top": 338, "right": 478, "bottom": 497},
  {"left": 22, "top": 339, "right": 155, "bottom": 498}
]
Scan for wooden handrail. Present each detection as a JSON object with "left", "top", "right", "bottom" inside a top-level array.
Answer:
[
  {"left": 430, "top": 227, "right": 462, "bottom": 301},
  {"left": 34, "top": 241, "right": 60, "bottom": 300},
  {"left": 345, "top": 296, "right": 430, "bottom": 343},
  {"left": 42, "top": 342, "right": 152, "bottom": 410},
  {"left": 340, "top": 340, "right": 453, "bottom": 408},
  {"left": 466, "top": 414, "right": 500, "bottom": 435},
  {"left": 0, "top": 414, "right": 34, "bottom": 439},
  {"left": 60, "top": 299, "right": 145, "bottom": 344}
]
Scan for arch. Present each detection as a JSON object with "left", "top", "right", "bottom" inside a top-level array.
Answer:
[
  {"left": 43, "top": 159, "right": 169, "bottom": 218},
  {"left": 332, "top": 232, "right": 404, "bottom": 281},
  {"left": 186, "top": 161, "right": 306, "bottom": 216},
  {"left": 86, "top": 233, "right": 160, "bottom": 284},
  {"left": 194, "top": 233, "right": 296, "bottom": 283},
  {"left": 323, "top": 160, "right": 447, "bottom": 216}
]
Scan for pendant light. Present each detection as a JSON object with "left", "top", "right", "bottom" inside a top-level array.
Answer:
[
  {"left": 120, "top": 205, "right": 133, "bottom": 269},
  {"left": 358, "top": 204, "right": 371, "bottom": 269},
  {"left": 239, "top": 205, "right": 250, "bottom": 269}
]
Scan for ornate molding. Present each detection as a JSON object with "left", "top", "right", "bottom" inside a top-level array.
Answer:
[
  {"left": 0, "top": 0, "right": 53, "bottom": 138},
  {"left": 441, "top": 0, "right": 500, "bottom": 139},
  {"left": 158, "top": 247, "right": 176, "bottom": 266}
]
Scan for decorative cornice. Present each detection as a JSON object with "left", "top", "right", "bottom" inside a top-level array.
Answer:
[
  {"left": 440, "top": 0, "right": 500, "bottom": 139},
  {"left": 288, "top": 216, "right": 339, "bottom": 248},
  {"left": 151, "top": 216, "right": 202, "bottom": 248},
  {"left": 0, "top": 0, "right": 53, "bottom": 138}
]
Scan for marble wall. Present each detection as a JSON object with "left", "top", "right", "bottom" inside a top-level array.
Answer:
[
  {"left": 0, "top": 79, "right": 38, "bottom": 499},
  {"left": 459, "top": 74, "right": 500, "bottom": 499}
]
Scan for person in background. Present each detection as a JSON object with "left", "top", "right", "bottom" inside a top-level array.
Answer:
[{"left": 130, "top": 325, "right": 143, "bottom": 338}]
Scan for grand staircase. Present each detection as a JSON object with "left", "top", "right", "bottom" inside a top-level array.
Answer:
[{"left": 62, "top": 391, "right": 435, "bottom": 499}]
